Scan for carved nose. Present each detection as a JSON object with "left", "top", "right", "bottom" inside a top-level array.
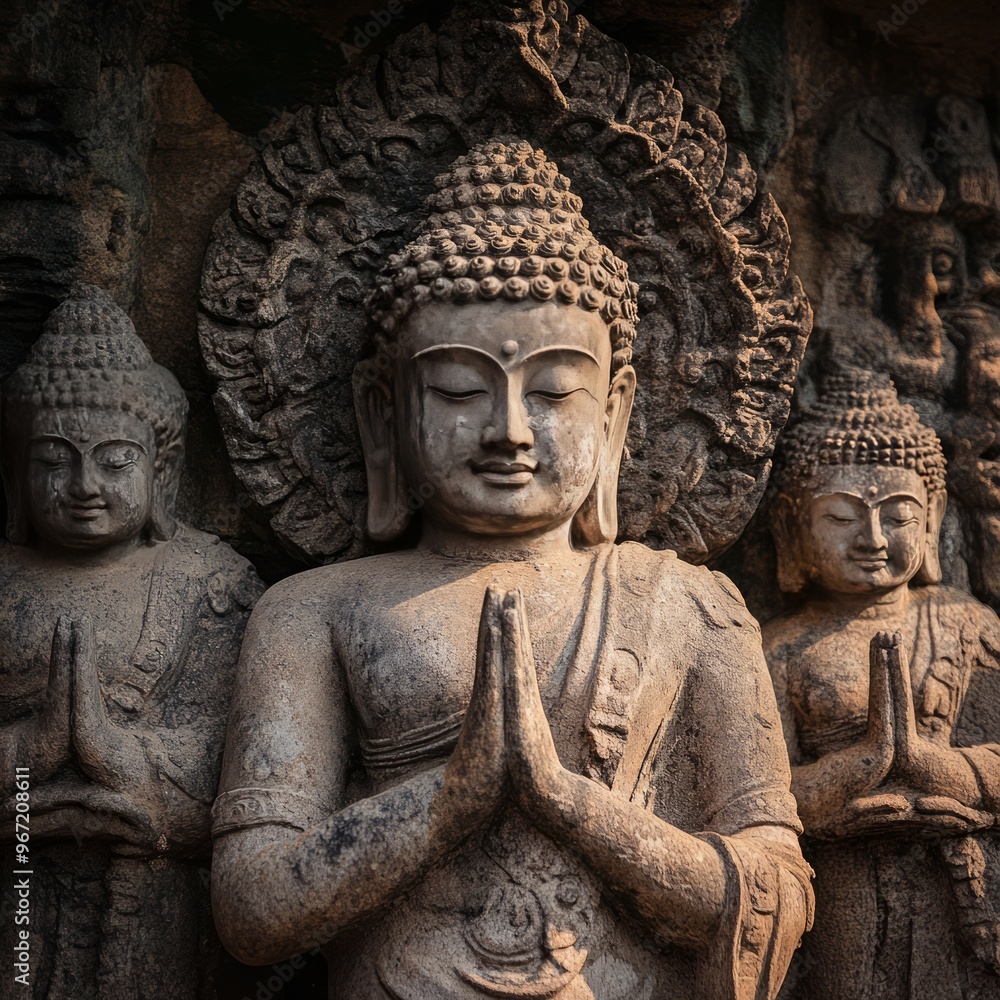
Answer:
[
  {"left": 980, "top": 266, "right": 1000, "bottom": 307},
  {"left": 481, "top": 392, "right": 534, "bottom": 451},
  {"left": 68, "top": 456, "right": 101, "bottom": 499},
  {"left": 857, "top": 510, "right": 887, "bottom": 550}
]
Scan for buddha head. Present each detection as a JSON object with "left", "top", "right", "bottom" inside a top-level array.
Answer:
[
  {"left": 357, "top": 140, "right": 639, "bottom": 546},
  {"left": 770, "top": 371, "right": 947, "bottom": 597},
  {"left": 1, "top": 285, "right": 188, "bottom": 552}
]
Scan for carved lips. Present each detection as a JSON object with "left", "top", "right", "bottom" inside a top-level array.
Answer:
[
  {"left": 67, "top": 502, "right": 108, "bottom": 520},
  {"left": 471, "top": 459, "right": 538, "bottom": 486}
]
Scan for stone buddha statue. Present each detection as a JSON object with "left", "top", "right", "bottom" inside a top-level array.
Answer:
[
  {"left": 0, "top": 285, "right": 264, "bottom": 999},
  {"left": 764, "top": 371, "right": 1000, "bottom": 999},
  {"left": 212, "top": 141, "right": 812, "bottom": 1000}
]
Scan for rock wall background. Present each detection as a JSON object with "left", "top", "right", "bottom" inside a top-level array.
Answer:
[{"left": 1, "top": 0, "right": 998, "bottom": 995}]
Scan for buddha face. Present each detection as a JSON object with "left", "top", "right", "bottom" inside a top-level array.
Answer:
[
  {"left": 797, "top": 465, "right": 931, "bottom": 596},
  {"left": 24, "top": 407, "right": 156, "bottom": 552},
  {"left": 392, "top": 299, "right": 631, "bottom": 538},
  {"left": 881, "top": 218, "right": 963, "bottom": 354},
  {"left": 967, "top": 329, "right": 1000, "bottom": 422}
]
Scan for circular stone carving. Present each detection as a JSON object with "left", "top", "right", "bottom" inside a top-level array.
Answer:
[{"left": 198, "top": 0, "right": 811, "bottom": 565}]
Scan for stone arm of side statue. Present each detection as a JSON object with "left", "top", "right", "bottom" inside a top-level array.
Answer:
[
  {"left": 499, "top": 588, "right": 813, "bottom": 986},
  {"left": 785, "top": 631, "right": 995, "bottom": 840},
  {"left": 947, "top": 611, "right": 1000, "bottom": 820},
  {"left": 211, "top": 583, "right": 515, "bottom": 966}
]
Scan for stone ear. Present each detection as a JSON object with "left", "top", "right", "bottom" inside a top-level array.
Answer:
[
  {"left": 2, "top": 463, "right": 29, "bottom": 545},
  {"left": 914, "top": 488, "right": 947, "bottom": 585},
  {"left": 573, "top": 365, "right": 636, "bottom": 546},
  {"left": 770, "top": 493, "right": 807, "bottom": 593},
  {"left": 353, "top": 367, "right": 411, "bottom": 543},
  {"left": 148, "top": 437, "right": 183, "bottom": 542}
]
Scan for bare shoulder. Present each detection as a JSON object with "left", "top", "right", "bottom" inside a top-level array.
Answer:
[
  {"left": 760, "top": 608, "right": 809, "bottom": 663},
  {"left": 249, "top": 549, "right": 428, "bottom": 633},
  {"left": 615, "top": 541, "right": 753, "bottom": 615},
  {"left": 614, "top": 543, "right": 765, "bottom": 688}
]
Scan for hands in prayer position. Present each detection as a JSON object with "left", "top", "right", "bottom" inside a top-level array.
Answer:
[
  {"left": 2, "top": 616, "right": 167, "bottom": 851},
  {"left": 839, "top": 631, "right": 988, "bottom": 836}
]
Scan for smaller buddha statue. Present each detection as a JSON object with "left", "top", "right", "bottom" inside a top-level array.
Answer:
[
  {"left": 0, "top": 286, "right": 264, "bottom": 999},
  {"left": 942, "top": 222, "right": 1000, "bottom": 610},
  {"left": 764, "top": 370, "right": 1000, "bottom": 999}
]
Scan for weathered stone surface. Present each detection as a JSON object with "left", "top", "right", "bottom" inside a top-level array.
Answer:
[
  {"left": 1, "top": 0, "right": 998, "bottom": 997},
  {"left": 0, "top": 286, "right": 263, "bottom": 999},
  {"left": 211, "top": 131, "right": 813, "bottom": 997},
  {"left": 763, "top": 371, "right": 1000, "bottom": 999},
  {"left": 198, "top": 0, "right": 811, "bottom": 567}
]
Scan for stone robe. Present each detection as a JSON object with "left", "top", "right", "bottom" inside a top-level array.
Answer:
[
  {"left": 0, "top": 527, "right": 263, "bottom": 1000},
  {"left": 215, "top": 542, "right": 813, "bottom": 999}
]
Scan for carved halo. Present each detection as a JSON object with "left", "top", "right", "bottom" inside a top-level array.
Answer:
[{"left": 198, "top": 0, "right": 812, "bottom": 565}]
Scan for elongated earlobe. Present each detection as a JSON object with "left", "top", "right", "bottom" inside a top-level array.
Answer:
[
  {"left": 914, "top": 489, "right": 947, "bottom": 585},
  {"left": 148, "top": 440, "right": 183, "bottom": 542},
  {"left": 353, "top": 367, "right": 411, "bottom": 542},
  {"left": 771, "top": 494, "right": 807, "bottom": 593},
  {"left": 2, "top": 465, "right": 28, "bottom": 544},
  {"left": 573, "top": 365, "right": 636, "bottom": 546}
]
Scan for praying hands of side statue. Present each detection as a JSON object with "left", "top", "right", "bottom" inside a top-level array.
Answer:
[
  {"left": 0, "top": 616, "right": 174, "bottom": 853},
  {"left": 792, "top": 630, "right": 993, "bottom": 839}
]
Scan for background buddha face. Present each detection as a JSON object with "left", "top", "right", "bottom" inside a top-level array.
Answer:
[
  {"left": 25, "top": 407, "right": 156, "bottom": 552},
  {"left": 798, "top": 465, "right": 930, "bottom": 595},
  {"left": 393, "top": 300, "right": 626, "bottom": 537}
]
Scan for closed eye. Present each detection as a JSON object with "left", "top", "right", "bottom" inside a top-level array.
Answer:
[
  {"left": 428, "top": 386, "right": 488, "bottom": 400},
  {"left": 527, "top": 389, "right": 581, "bottom": 401},
  {"left": 824, "top": 514, "right": 855, "bottom": 524}
]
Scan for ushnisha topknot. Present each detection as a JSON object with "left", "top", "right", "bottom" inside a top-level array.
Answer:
[
  {"left": 366, "top": 140, "right": 640, "bottom": 373},
  {"left": 775, "top": 369, "right": 947, "bottom": 497},
  {"left": 3, "top": 284, "right": 188, "bottom": 453}
]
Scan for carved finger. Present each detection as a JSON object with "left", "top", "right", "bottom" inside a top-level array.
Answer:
[
  {"left": 502, "top": 590, "right": 559, "bottom": 781},
  {"left": 70, "top": 617, "right": 115, "bottom": 765},
  {"left": 887, "top": 630, "right": 919, "bottom": 759},
  {"left": 866, "top": 631, "right": 894, "bottom": 748},
  {"left": 45, "top": 616, "right": 75, "bottom": 718},
  {"left": 465, "top": 588, "right": 504, "bottom": 740}
]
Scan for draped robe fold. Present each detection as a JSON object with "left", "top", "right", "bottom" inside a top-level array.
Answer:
[{"left": 215, "top": 542, "right": 813, "bottom": 999}]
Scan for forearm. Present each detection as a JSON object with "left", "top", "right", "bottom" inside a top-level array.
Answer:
[
  {"left": 903, "top": 750, "right": 981, "bottom": 806},
  {"left": 790, "top": 751, "right": 879, "bottom": 834},
  {"left": 213, "top": 763, "right": 474, "bottom": 964},
  {"left": 959, "top": 746, "right": 1000, "bottom": 813},
  {"left": 530, "top": 770, "right": 727, "bottom": 947},
  {"left": 0, "top": 719, "right": 65, "bottom": 801}
]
